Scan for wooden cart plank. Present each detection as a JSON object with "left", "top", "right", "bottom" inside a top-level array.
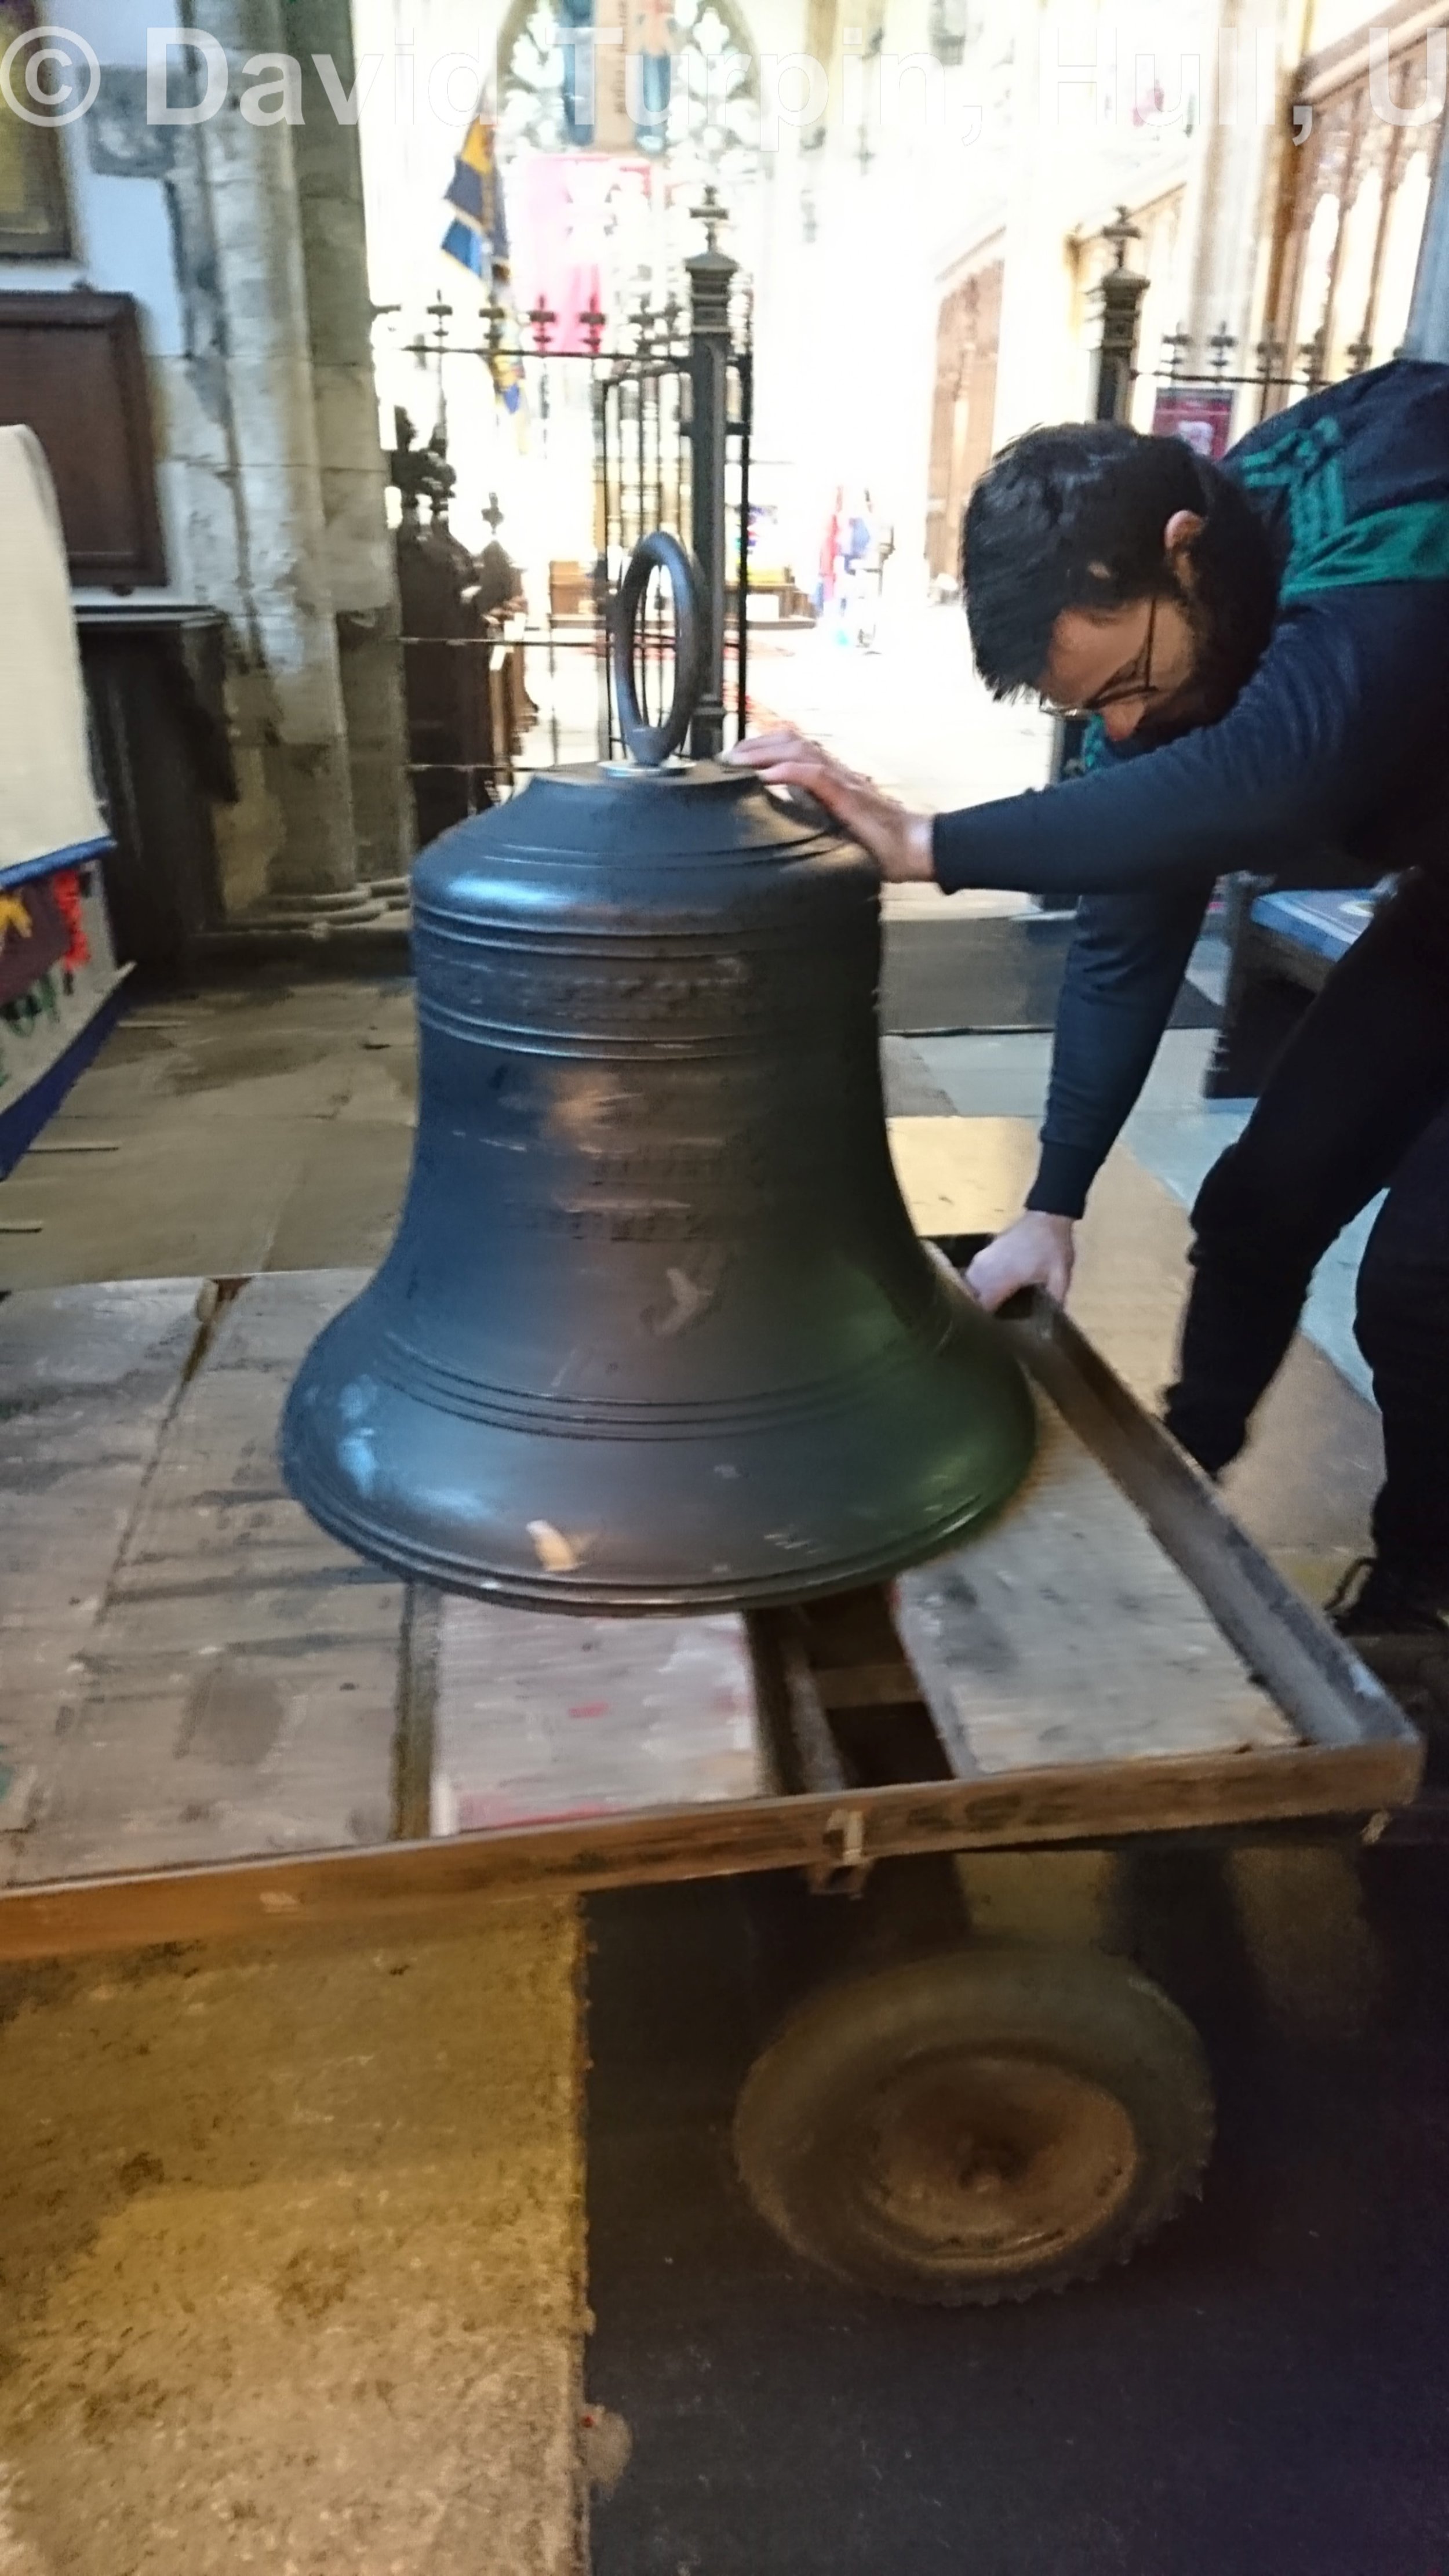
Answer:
[
  {"left": 3, "top": 1271, "right": 770, "bottom": 1886},
  {"left": 0, "top": 1278, "right": 203, "bottom": 1882},
  {"left": 431, "top": 1591, "right": 763, "bottom": 1832},
  {"left": 898, "top": 1393, "right": 1294, "bottom": 1776},
  {"left": 0, "top": 1730, "right": 1419, "bottom": 1963},
  {"left": 12, "top": 1273, "right": 403, "bottom": 1883},
  {"left": 1006, "top": 1296, "right": 1414, "bottom": 1753}
]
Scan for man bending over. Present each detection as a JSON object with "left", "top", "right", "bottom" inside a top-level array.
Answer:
[{"left": 731, "top": 361, "right": 1449, "bottom": 1680}]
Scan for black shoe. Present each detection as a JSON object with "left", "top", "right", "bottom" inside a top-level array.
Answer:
[
  {"left": 1326, "top": 1558, "right": 1449, "bottom": 1769},
  {"left": 1326, "top": 1555, "right": 1449, "bottom": 1641}
]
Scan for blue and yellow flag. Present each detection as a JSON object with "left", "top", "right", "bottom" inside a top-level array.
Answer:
[
  {"left": 441, "top": 111, "right": 524, "bottom": 419},
  {"left": 442, "top": 112, "right": 508, "bottom": 278},
  {"left": 488, "top": 278, "right": 526, "bottom": 421}
]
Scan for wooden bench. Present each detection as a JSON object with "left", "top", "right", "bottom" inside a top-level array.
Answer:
[{"left": 1203, "top": 878, "right": 1381, "bottom": 1099}]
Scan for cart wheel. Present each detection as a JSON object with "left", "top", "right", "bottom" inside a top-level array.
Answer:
[{"left": 733, "top": 1944, "right": 1213, "bottom": 2305}]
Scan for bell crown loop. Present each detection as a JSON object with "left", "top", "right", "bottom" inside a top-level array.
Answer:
[{"left": 610, "top": 529, "right": 707, "bottom": 768}]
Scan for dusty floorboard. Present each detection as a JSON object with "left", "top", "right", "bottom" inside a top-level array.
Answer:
[{"left": 0, "top": 1910, "right": 586, "bottom": 2576}]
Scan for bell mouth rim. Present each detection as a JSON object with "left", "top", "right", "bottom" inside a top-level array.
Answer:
[
  {"left": 278, "top": 1449, "right": 1036, "bottom": 1617},
  {"left": 533, "top": 758, "right": 760, "bottom": 792}
]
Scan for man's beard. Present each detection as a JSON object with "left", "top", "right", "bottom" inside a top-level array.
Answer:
[
  {"left": 1131, "top": 582, "right": 1259, "bottom": 747},
  {"left": 1132, "top": 503, "right": 1279, "bottom": 747}
]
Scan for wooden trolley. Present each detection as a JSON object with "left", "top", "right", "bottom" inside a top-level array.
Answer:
[{"left": 0, "top": 1245, "right": 1422, "bottom": 2302}]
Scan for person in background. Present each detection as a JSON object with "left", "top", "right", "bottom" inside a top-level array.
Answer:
[
  {"left": 815, "top": 487, "right": 844, "bottom": 620},
  {"left": 730, "top": 361, "right": 1449, "bottom": 1707},
  {"left": 841, "top": 492, "right": 881, "bottom": 649},
  {"left": 473, "top": 533, "right": 525, "bottom": 620}
]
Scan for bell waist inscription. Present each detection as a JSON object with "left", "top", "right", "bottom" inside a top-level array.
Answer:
[
  {"left": 507, "top": 1202, "right": 709, "bottom": 1243},
  {"left": 483, "top": 1131, "right": 835, "bottom": 1200},
  {"left": 416, "top": 945, "right": 861, "bottom": 1040}
]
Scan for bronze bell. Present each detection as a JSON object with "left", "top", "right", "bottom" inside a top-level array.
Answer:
[{"left": 282, "top": 534, "right": 1035, "bottom": 1610}]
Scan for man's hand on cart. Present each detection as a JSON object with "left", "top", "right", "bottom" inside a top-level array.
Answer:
[
  {"left": 727, "top": 727, "right": 935, "bottom": 882},
  {"left": 965, "top": 1212, "right": 1076, "bottom": 1312}
]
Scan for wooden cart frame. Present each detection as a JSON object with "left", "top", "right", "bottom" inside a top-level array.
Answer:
[{"left": 0, "top": 1255, "right": 1420, "bottom": 1967}]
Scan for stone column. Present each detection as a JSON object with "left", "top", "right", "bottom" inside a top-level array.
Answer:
[
  {"left": 991, "top": 1, "right": 1087, "bottom": 445},
  {"left": 292, "top": 0, "right": 414, "bottom": 893},
  {"left": 179, "top": 0, "right": 377, "bottom": 920},
  {"left": 1174, "top": 0, "right": 1295, "bottom": 376}
]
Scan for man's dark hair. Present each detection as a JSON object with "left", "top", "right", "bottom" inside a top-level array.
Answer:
[{"left": 961, "top": 423, "right": 1277, "bottom": 711}]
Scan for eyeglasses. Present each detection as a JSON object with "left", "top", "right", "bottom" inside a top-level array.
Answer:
[{"left": 1044, "top": 592, "right": 1164, "bottom": 722}]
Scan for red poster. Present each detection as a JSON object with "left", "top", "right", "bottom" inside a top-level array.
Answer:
[{"left": 1151, "top": 387, "right": 1236, "bottom": 462}]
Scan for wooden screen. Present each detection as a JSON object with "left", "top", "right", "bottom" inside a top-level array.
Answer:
[
  {"left": 0, "top": 291, "right": 165, "bottom": 586},
  {"left": 925, "top": 257, "right": 1003, "bottom": 584},
  {"left": 1266, "top": 12, "right": 1448, "bottom": 398}
]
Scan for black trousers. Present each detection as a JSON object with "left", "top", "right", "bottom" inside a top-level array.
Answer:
[{"left": 1164, "top": 869, "right": 1449, "bottom": 1591}]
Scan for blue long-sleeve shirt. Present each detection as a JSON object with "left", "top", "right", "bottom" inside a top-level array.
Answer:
[{"left": 930, "top": 361, "right": 1449, "bottom": 1216}]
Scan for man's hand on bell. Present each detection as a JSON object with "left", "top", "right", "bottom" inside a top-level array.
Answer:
[
  {"left": 964, "top": 1213, "right": 1076, "bottom": 1312},
  {"left": 727, "top": 729, "right": 935, "bottom": 882}
]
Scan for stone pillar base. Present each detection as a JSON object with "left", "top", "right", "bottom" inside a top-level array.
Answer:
[{"left": 242, "top": 886, "right": 391, "bottom": 933}]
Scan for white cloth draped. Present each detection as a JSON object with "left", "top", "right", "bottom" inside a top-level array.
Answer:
[{"left": 0, "top": 425, "right": 107, "bottom": 876}]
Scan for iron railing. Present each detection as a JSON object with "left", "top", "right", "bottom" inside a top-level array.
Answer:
[
  {"left": 387, "top": 195, "right": 752, "bottom": 832},
  {"left": 1151, "top": 321, "right": 1378, "bottom": 430}
]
